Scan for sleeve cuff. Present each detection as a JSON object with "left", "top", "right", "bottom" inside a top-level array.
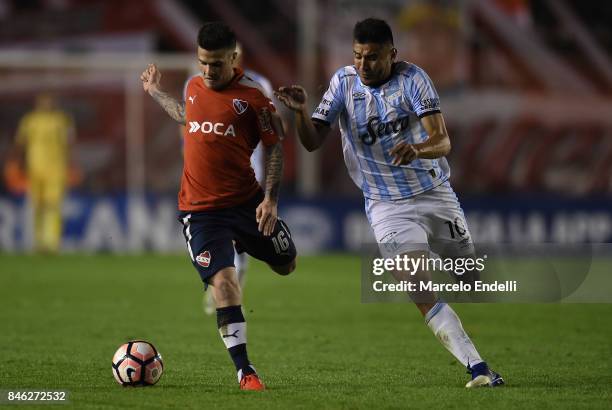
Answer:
[
  {"left": 312, "top": 117, "right": 331, "bottom": 126},
  {"left": 417, "top": 109, "right": 441, "bottom": 119}
]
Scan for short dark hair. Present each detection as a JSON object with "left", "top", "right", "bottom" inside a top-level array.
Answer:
[
  {"left": 353, "top": 18, "right": 394, "bottom": 45},
  {"left": 197, "top": 22, "right": 236, "bottom": 51}
]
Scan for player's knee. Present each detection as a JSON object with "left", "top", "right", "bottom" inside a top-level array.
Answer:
[{"left": 272, "top": 257, "right": 297, "bottom": 276}]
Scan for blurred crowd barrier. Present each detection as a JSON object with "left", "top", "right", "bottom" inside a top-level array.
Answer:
[
  {"left": 1, "top": 194, "right": 611, "bottom": 253},
  {"left": 1, "top": 0, "right": 611, "bottom": 252}
]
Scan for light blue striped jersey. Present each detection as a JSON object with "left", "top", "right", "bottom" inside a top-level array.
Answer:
[{"left": 312, "top": 62, "right": 450, "bottom": 200}]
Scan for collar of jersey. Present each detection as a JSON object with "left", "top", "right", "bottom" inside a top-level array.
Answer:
[{"left": 229, "top": 67, "right": 244, "bottom": 87}]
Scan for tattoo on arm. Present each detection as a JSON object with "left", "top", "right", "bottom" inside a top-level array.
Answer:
[
  {"left": 264, "top": 143, "right": 283, "bottom": 201},
  {"left": 150, "top": 89, "right": 186, "bottom": 124}
]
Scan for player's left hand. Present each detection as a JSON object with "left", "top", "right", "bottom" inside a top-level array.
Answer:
[
  {"left": 256, "top": 197, "right": 278, "bottom": 236},
  {"left": 140, "top": 63, "right": 161, "bottom": 94},
  {"left": 390, "top": 142, "right": 420, "bottom": 166}
]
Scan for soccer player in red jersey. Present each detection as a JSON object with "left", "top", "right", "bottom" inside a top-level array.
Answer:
[{"left": 140, "top": 22, "right": 297, "bottom": 391}]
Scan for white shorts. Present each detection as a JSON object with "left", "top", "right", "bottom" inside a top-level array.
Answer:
[
  {"left": 234, "top": 250, "right": 248, "bottom": 272},
  {"left": 365, "top": 181, "right": 474, "bottom": 258}
]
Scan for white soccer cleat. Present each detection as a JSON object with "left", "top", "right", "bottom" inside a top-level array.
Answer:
[
  {"left": 465, "top": 374, "right": 492, "bottom": 388},
  {"left": 465, "top": 362, "right": 505, "bottom": 388}
]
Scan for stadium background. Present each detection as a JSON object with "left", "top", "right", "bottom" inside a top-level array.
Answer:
[
  {"left": 1, "top": 1, "right": 612, "bottom": 408},
  {"left": 1, "top": 0, "right": 611, "bottom": 252}
]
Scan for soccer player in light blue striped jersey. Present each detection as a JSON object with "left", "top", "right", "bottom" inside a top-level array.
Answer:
[{"left": 276, "top": 18, "right": 504, "bottom": 388}]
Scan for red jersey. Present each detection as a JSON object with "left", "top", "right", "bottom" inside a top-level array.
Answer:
[{"left": 179, "top": 68, "right": 280, "bottom": 211}]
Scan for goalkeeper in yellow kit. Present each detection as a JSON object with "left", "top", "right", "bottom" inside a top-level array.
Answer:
[{"left": 13, "top": 93, "right": 75, "bottom": 253}]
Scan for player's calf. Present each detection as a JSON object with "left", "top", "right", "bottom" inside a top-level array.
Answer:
[
  {"left": 209, "top": 267, "right": 261, "bottom": 388},
  {"left": 389, "top": 250, "right": 437, "bottom": 312},
  {"left": 210, "top": 267, "right": 242, "bottom": 307}
]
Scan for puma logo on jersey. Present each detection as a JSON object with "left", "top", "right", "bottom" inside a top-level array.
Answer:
[
  {"left": 188, "top": 121, "right": 236, "bottom": 137},
  {"left": 188, "top": 95, "right": 197, "bottom": 104}
]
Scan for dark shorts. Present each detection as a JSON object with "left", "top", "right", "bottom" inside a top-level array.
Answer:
[{"left": 178, "top": 191, "right": 297, "bottom": 287}]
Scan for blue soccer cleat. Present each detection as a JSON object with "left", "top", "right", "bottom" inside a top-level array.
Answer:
[{"left": 465, "top": 362, "right": 505, "bottom": 388}]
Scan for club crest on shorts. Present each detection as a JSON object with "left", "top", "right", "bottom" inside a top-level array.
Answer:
[
  {"left": 232, "top": 99, "right": 248, "bottom": 115},
  {"left": 196, "top": 251, "right": 211, "bottom": 268},
  {"left": 380, "top": 231, "right": 400, "bottom": 254}
]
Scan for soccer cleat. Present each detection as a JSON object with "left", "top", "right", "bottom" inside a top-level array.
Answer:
[
  {"left": 465, "top": 362, "right": 505, "bottom": 388},
  {"left": 239, "top": 374, "right": 265, "bottom": 391},
  {"left": 238, "top": 367, "right": 265, "bottom": 391}
]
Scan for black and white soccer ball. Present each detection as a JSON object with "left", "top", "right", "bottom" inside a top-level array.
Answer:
[{"left": 112, "top": 340, "right": 164, "bottom": 386}]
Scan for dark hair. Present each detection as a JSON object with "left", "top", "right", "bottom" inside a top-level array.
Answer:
[
  {"left": 353, "top": 18, "right": 394, "bottom": 45},
  {"left": 197, "top": 22, "right": 236, "bottom": 51}
]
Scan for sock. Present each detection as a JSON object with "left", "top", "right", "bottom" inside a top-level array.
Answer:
[
  {"left": 425, "top": 302, "right": 483, "bottom": 368},
  {"left": 216, "top": 305, "right": 254, "bottom": 376}
]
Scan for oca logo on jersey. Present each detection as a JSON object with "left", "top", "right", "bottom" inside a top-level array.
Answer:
[{"left": 189, "top": 121, "right": 236, "bottom": 137}]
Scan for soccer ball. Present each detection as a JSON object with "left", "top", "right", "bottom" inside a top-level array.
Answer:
[{"left": 112, "top": 340, "right": 164, "bottom": 386}]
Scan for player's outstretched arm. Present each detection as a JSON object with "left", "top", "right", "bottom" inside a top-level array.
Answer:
[
  {"left": 389, "top": 113, "right": 451, "bottom": 165},
  {"left": 275, "top": 86, "right": 330, "bottom": 152},
  {"left": 140, "top": 63, "right": 186, "bottom": 125}
]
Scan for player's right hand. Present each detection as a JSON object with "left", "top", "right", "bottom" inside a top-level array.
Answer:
[
  {"left": 256, "top": 197, "right": 278, "bottom": 237},
  {"left": 140, "top": 63, "right": 161, "bottom": 94},
  {"left": 275, "top": 86, "right": 308, "bottom": 113}
]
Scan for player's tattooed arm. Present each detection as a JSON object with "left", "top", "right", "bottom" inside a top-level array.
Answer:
[
  {"left": 264, "top": 142, "right": 283, "bottom": 202},
  {"left": 256, "top": 142, "right": 283, "bottom": 236},
  {"left": 140, "top": 63, "right": 186, "bottom": 125},
  {"left": 149, "top": 89, "right": 186, "bottom": 125}
]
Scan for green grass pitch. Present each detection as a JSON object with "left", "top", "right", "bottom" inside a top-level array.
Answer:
[{"left": 0, "top": 254, "right": 611, "bottom": 409}]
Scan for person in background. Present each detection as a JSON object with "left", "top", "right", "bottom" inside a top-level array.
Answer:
[{"left": 13, "top": 92, "right": 75, "bottom": 253}]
